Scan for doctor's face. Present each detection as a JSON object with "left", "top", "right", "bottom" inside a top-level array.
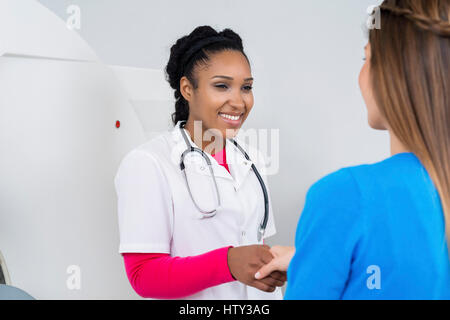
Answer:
[{"left": 182, "top": 50, "right": 254, "bottom": 140}]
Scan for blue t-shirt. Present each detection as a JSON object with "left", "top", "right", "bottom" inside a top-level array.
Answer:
[{"left": 284, "top": 153, "right": 450, "bottom": 300}]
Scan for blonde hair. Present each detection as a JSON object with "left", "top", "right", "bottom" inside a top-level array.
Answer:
[{"left": 369, "top": 0, "right": 450, "bottom": 244}]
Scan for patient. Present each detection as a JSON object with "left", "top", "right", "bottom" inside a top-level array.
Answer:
[{"left": 255, "top": 0, "right": 450, "bottom": 299}]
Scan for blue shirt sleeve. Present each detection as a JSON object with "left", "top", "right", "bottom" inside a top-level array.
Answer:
[{"left": 284, "top": 168, "right": 363, "bottom": 300}]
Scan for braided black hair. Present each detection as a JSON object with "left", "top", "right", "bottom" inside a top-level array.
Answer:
[{"left": 165, "top": 26, "right": 250, "bottom": 125}]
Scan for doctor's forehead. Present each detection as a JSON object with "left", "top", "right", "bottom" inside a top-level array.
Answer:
[{"left": 197, "top": 50, "right": 252, "bottom": 81}]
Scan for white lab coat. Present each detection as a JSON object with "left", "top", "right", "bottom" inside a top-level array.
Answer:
[{"left": 115, "top": 121, "right": 282, "bottom": 299}]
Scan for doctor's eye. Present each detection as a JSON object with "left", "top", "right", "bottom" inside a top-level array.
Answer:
[
  {"left": 242, "top": 85, "right": 253, "bottom": 92},
  {"left": 214, "top": 84, "right": 228, "bottom": 90}
]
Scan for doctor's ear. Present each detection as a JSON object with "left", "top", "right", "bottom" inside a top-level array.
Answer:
[{"left": 180, "top": 76, "right": 195, "bottom": 103}]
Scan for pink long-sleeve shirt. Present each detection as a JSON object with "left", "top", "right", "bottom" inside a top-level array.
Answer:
[{"left": 122, "top": 146, "right": 237, "bottom": 299}]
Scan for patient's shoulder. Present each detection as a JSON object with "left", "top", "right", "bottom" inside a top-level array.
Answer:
[{"left": 308, "top": 166, "right": 360, "bottom": 199}]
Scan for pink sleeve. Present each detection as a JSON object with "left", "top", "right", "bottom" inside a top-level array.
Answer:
[
  {"left": 123, "top": 147, "right": 267, "bottom": 299},
  {"left": 122, "top": 246, "right": 236, "bottom": 299}
]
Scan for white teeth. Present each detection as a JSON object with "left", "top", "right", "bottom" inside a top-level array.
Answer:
[{"left": 219, "top": 113, "right": 241, "bottom": 121}]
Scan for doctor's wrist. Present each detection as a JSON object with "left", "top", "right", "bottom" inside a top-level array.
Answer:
[{"left": 226, "top": 246, "right": 237, "bottom": 281}]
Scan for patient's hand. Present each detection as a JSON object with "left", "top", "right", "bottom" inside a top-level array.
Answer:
[
  {"left": 228, "top": 244, "right": 286, "bottom": 292},
  {"left": 254, "top": 246, "right": 295, "bottom": 280}
]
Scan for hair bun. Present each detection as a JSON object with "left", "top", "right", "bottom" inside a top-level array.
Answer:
[
  {"left": 219, "top": 29, "right": 244, "bottom": 50},
  {"left": 165, "top": 26, "right": 220, "bottom": 90}
]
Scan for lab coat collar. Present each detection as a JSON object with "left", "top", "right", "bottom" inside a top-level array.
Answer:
[{"left": 170, "top": 121, "right": 254, "bottom": 189}]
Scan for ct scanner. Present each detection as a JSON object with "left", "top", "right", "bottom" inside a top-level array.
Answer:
[{"left": 0, "top": 0, "right": 173, "bottom": 299}]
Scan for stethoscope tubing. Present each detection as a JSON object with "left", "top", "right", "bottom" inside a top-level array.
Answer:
[
  {"left": 178, "top": 122, "right": 268, "bottom": 241},
  {"left": 230, "top": 139, "right": 269, "bottom": 241},
  {"left": 180, "top": 146, "right": 221, "bottom": 216}
]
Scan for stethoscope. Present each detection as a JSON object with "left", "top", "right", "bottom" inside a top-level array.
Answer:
[{"left": 178, "top": 121, "right": 269, "bottom": 242}]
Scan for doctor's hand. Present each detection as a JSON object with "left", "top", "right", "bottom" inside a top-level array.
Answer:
[
  {"left": 227, "top": 245, "right": 287, "bottom": 292},
  {"left": 254, "top": 245, "right": 295, "bottom": 280}
]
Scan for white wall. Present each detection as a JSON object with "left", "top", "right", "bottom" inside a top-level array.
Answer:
[{"left": 35, "top": 0, "right": 387, "bottom": 251}]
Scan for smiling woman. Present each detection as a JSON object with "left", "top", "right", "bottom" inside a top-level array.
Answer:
[
  {"left": 115, "top": 25, "right": 284, "bottom": 300},
  {"left": 165, "top": 26, "right": 254, "bottom": 151}
]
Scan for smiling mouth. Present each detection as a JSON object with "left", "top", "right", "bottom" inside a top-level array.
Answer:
[
  {"left": 218, "top": 112, "right": 243, "bottom": 121},
  {"left": 218, "top": 112, "right": 244, "bottom": 127}
]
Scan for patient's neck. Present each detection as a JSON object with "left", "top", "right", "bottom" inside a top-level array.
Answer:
[{"left": 389, "top": 131, "right": 411, "bottom": 156}]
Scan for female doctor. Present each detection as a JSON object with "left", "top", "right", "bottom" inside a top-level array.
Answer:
[{"left": 114, "top": 26, "right": 286, "bottom": 299}]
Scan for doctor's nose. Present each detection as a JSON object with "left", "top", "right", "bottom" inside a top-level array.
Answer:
[{"left": 228, "top": 91, "right": 246, "bottom": 110}]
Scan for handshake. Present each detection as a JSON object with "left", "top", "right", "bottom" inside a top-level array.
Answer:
[{"left": 227, "top": 245, "right": 295, "bottom": 292}]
